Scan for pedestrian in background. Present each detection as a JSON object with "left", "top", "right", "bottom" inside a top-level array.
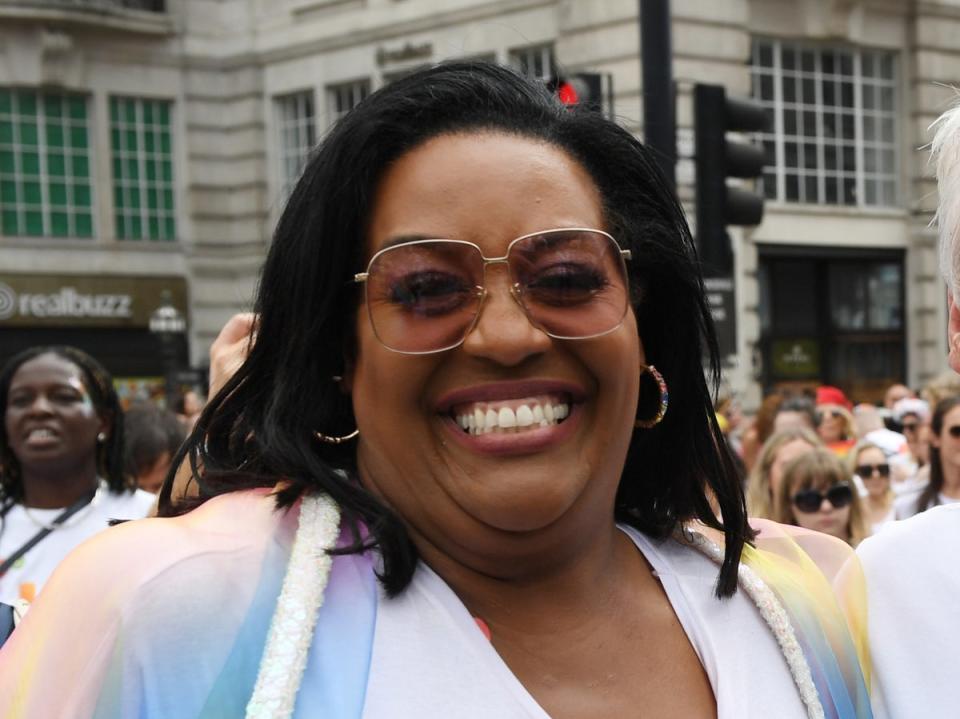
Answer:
[
  {"left": 774, "top": 447, "right": 869, "bottom": 547},
  {"left": 123, "top": 402, "right": 186, "bottom": 494},
  {"left": 0, "top": 347, "right": 154, "bottom": 605},
  {"left": 746, "top": 426, "right": 822, "bottom": 519}
]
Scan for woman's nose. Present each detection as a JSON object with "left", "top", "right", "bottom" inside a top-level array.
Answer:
[
  {"left": 460, "top": 270, "right": 551, "bottom": 366},
  {"left": 25, "top": 395, "right": 54, "bottom": 415}
]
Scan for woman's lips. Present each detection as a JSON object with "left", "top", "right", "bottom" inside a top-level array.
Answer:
[
  {"left": 450, "top": 393, "right": 571, "bottom": 436},
  {"left": 436, "top": 381, "right": 584, "bottom": 456}
]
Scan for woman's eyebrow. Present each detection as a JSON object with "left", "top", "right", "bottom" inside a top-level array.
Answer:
[{"left": 379, "top": 233, "right": 441, "bottom": 250}]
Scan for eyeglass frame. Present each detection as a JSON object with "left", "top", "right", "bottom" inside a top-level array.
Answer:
[
  {"left": 791, "top": 482, "right": 854, "bottom": 514},
  {"left": 352, "top": 227, "right": 633, "bottom": 355},
  {"left": 854, "top": 462, "right": 891, "bottom": 479}
]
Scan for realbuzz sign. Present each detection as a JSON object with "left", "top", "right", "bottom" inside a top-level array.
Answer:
[{"left": 14, "top": 286, "right": 132, "bottom": 319}]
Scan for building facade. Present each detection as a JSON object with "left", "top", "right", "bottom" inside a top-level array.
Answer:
[{"left": 1, "top": 0, "right": 958, "bottom": 406}]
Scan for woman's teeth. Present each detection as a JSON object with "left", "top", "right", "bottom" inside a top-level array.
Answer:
[{"left": 455, "top": 400, "right": 570, "bottom": 436}]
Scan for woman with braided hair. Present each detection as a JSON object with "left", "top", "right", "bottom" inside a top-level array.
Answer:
[{"left": 0, "top": 346, "right": 153, "bottom": 606}]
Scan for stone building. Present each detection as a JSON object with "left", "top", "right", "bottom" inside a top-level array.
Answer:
[{"left": 1, "top": 0, "right": 958, "bottom": 406}]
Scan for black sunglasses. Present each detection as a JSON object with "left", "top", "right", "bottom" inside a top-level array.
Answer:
[
  {"left": 792, "top": 483, "right": 854, "bottom": 513},
  {"left": 816, "top": 410, "right": 843, "bottom": 423},
  {"left": 854, "top": 463, "right": 890, "bottom": 479}
]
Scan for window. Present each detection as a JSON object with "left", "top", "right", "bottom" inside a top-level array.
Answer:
[
  {"left": 327, "top": 79, "right": 370, "bottom": 123},
  {"left": 276, "top": 90, "right": 316, "bottom": 195},
  {"left": 0, "top": 90, "right": 94, "bottom": 238},
  {"left": 508, "top": 44, "right": 555, "bottom": 81},
  {"left": 110, "top": 97, "right": 175, "bottom": 241},
  {"left": 751, "top": 39, "right": 899, "bottom": 207},
  {"left": 759, "top": 249, "right": 904, "bottom": 403}
]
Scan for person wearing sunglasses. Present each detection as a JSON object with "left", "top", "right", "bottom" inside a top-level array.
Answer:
[
  {"left": 745, "top": 426, "right": 822, "bottom": 519},
  {"left": 889, "top": 397, "right": 931, "bottom": 486},
  {"left": 773, "top": 448, "right": 870, "bottom": 547},
  {"left": 893, "top": 394, "right": 960, "bottom": 520},
  {"left": 848, "top": 441, "right": 895, "bottom": 533},
  {"left": 815, "top": 402, "right": 857, "bottom": 458},
  {"left": 0, "top": 63, "right": 871, "bottom": 718}
]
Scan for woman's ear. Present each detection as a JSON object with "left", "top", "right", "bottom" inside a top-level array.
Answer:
[
  {"left": 97, "top": 412, "right": 112, "bottom": 442},
  {"left": 339, "top": 361, "right": 354, "bottom": 394}
]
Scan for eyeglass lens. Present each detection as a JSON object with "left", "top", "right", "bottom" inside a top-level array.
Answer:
[
  {"left": 855, "top": 463, "right": 890, "bottom": 479},
  {"left": 363, "top": 230, "right": 629, "bottom": 354},
  {"left": 792, "top": 483, "right": 853, "bottom": 513}
]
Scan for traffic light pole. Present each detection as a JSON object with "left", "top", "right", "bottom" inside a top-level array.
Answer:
[{"left": 639, "top": 0, "right": 676, "bottom": 188}]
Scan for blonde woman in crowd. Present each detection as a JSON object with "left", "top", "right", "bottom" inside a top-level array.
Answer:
[
  {"left": 848, "top": 440, "right": 895, "bottom": 533},
  {"left": 746, "top": 427, "right": 822, "bottom": 519},
  {"left": 816, "top": 403, "right": 857, "bottom": 458},
  {"left": 774, "top": 448, "right": 870, "bottom": 548}
]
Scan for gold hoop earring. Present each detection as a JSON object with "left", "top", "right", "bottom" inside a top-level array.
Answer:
[
  {"left": 314, "top": 428, "right": 359, "bottom": 445},
  {"left": 634, "top": 364, "right": 668, "bottom": 429}
]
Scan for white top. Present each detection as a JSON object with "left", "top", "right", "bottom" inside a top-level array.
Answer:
[
  {"left": 363, "top": 525, "right": 807, "bottom": 718},
  {"left": 894, "top": 485, "right": 960, "bottom": 520},
  {"left": 0, "top": 488, "right": 155, "bottom": 604},
  {"left": 857, "top": 503, "right": 960, "bottom": 718}
]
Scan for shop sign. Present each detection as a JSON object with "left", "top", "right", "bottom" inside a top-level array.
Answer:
[
  {"left": 0, "top": 274, "right": 187, "bottom": 328},
  {"left": 771, "top": 339, "right": 820, "bottom": 377},
  {"left": 704, "top": 276, "right": 736, "bottom": 361},
  {"left": 376, "top": 41, "right": 432, "bottom": 66}
]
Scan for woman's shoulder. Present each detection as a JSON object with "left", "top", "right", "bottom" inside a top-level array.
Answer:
[{"left": 39, "top": 489, "right": 291, "bottom": 606}]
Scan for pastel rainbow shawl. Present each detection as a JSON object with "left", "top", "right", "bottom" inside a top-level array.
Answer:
[{"left": 0, "top": 492, "right": 871, "bottom": 718}]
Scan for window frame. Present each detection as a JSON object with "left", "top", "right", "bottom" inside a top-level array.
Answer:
[
  {"left": 0, "top": 89, "right": 96, "bottom": 239},
  {"left": 109, "top": 95, "right": 176, "bottom": 242},
  {"left": 275, "top": 89, "right": 317, "bottom": 198},
  {"left": 751, "top": 38, "right": 900, "bottom": 209}
]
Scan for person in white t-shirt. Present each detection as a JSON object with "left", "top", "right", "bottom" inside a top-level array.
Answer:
[
  {"left": 0, "top": 63, "right": 871, "bottom": 718},
  {"left": 857, "top": 96, "right": 960, "bottom": 718},
  {"left": 0, "top": 346, "right": 154, "bottom": 605}
]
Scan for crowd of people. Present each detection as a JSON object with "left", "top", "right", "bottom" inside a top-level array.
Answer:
[
  {"left": 724, "top": 378, "right": 960, "bottom": 548},
  {"left": 0, "top": 60, "right": 957, "bottom": 717}
]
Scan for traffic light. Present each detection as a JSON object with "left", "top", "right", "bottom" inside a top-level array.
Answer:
[
  {"left": 693, "top": 83, "right": 768, "bottom": 276},
  {"left": 547, "top": 73, "right": 606, "bottom": 114}
]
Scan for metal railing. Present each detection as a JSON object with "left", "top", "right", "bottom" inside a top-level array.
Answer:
[{"left": 1, "top": 0, "right": 165, "bottom": 12}]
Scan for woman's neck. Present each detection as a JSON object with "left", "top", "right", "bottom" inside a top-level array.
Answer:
[
  {"left": 865, "top": 493, "right": 892, "bottom": 522},
  {"left": 417, "top": 522, "right": 639, "bottom": 637},
  {"left": 941, "top": 462, "right": 960, "bottom": 497},
  {"left": 20, "top": 464, "right": 100, "bottom": 509}
]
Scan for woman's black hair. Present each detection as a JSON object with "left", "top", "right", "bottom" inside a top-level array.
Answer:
[
  {"left": 0, "top": 345, "right": 131, "bottom": 501},
  {"left": 917, "top": 394, "right": 960, "bottom": 514},
  {"left": 160, "top": 61, "right": 751, "bottom": 598}
]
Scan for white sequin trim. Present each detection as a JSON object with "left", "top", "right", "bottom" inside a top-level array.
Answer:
[
  {"left": 246, "top": 494, "right": 342, "bottom": 719},
  {"left": 681, "top": 528, "right": 825, "bottom": 719}
]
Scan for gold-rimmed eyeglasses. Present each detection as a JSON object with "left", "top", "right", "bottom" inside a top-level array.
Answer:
[{"left": 354, "top": 227, "right": 632, "bottom": 355}]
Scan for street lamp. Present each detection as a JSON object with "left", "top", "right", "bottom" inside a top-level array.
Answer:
[{"left": 149, "top": 290, "right": 186, "bottom": 409}]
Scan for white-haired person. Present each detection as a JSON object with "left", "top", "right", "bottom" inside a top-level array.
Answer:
[{"left": 856, "top": 98, "right": 960, "bottom": 718}]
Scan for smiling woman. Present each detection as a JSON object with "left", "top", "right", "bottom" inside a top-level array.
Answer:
[
  {"left": 0, "top": 63, "right": 872, "bottom": 718},
  {"left": 0, "top": 347, "right": 154, "bottom": 607}
]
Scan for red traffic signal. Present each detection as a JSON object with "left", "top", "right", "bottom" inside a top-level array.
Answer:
[{"left": 546, "top": 73, "right": 606, "bottom": 114}]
